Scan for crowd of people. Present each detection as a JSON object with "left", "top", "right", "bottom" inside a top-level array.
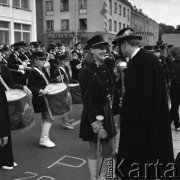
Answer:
[{"left": 0, "top": 27, "right": 180, "bottom": 179}]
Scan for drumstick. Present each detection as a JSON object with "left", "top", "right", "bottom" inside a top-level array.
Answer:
[{"left": 96, "top": 115, "right": 104, "bottom": 180}]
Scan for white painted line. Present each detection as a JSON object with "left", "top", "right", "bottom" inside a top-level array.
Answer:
[
  {"left": 71, "top": 120, "right": 80, "bottom": 126},
  {"left": 47, "top": 155, "right": 86, "bottom": 169}
]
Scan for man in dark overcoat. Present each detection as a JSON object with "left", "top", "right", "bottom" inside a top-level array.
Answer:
[{"left": 114, "top": 28, "right": 174, "bottom": 179}]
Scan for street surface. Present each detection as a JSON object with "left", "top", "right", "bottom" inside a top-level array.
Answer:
[{"left": 0, "top": 104, "right": 180, "bottom": 180}]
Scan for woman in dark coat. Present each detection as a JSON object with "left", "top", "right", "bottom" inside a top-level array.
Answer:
[
  {"left": 114, "top": 28, "right": 174, "bottom": 179},
  {"left": 78, "top": 35, "right": 117, "bottom": 180}
]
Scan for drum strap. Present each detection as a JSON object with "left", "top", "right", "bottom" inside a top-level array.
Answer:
[
  {"left": 0, "top": 75, "right": 10, "bottom": 91},
  {"left": 34, "top": 67, "right": 49, "bottom": 85},
  {"left": 59, "top": 67, "right": 70, "bottom": 84}
]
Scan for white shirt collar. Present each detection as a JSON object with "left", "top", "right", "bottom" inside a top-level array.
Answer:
[{"left": 131, "top": 47, "right": 140, "bottom": 59}]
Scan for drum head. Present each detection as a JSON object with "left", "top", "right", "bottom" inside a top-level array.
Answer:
[
  {"left": 68, "top": 83, "right": 79, "bottom": 87},
  {"left": 45, "top": 83, "right": 67, "bottom": 95},
  {"left": 6, "top": 89, "right": 26, "bottom": 102}
]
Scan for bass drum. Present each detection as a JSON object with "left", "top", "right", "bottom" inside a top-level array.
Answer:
[
  {"left": 44, "top": 83, "right": 72, "bottom": 119},
  {"left": 68, "top": 83, "right": 82, "bottom": 104},
  {"left": 6, "top": 89, "right": 35, "bottom": 133}
]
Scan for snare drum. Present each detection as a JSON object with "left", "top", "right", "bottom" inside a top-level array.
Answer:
[
  {"left": 6, "top": 89, "right": 35, "bottom": 132},
  {"left": 68, "top": 83, "right": 82, "bottom": 104},
  {"left": 44, "top": 83, "right": 72, "bottom": 119}
]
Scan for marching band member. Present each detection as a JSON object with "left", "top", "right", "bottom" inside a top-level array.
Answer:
[
  {"left": 52, "top": 52, "right": 77, "bottom": 130},
  {"left": 1, "top": 45, "right": 10, "bottom": 65},
  {"left": 8, "top": 41, "right": 30, "bottom": 85},
  {"left": 70, "top": 42, "right": 83, "bottom": 80},
  {"left": 27, "top": 51, "right": 59, "bottom": 148},
  {"left": 78, "top": 35, "right": 117, "bottom": 180}
]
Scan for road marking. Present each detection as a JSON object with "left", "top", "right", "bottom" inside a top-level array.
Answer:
[
  {"left": 47, "top": 155, "right": 86, "bottom": 169},
  {"left": 71, "top": 120, "right": 80, "bottom": 126}
]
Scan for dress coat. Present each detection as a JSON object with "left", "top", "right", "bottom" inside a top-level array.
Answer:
[
  {"left": 78, "top": 55, "right": 117, "bottom": 142},
  {"left": 27, "top": 66, "right": 57, "bottom": 113},
  {"left": 116, "top": 48, "right": 174, "bottom": 179},
  {"left": 0, "top": 82, "right": 14, "bottom": 166}
]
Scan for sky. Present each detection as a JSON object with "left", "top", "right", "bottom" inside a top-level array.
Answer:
[{"left": 128, "top": 0, "right": 180, "bottom": 28}]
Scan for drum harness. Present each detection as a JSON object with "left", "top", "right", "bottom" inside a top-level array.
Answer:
[
  {"left": 0, "top": 75, "right": 10, "bottom": 91},
  {"left": 34, "top": 67, "right": 50, "bottom": 85}
]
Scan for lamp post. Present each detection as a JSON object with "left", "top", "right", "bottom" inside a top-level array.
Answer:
[{"left": 74, "top": 0, "right": 78, "bottom": 45}]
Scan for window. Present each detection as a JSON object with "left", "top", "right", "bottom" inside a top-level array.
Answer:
[
  {"left": 13, "top": 0, "right": 29, "bottom": 9},
  {"left": 119, "top": 22, "right": 121, "bottom": 31},
  {"left": 79, "top": 0, "right": 87, "bottom": 14},
  {"left": 123, "top": 23, "right": 125, "bottom": 28},
  {"left": 119, "top": 5, "right": 121, "bottom": 15},
  {"left": 61, "top": 19, "right": 69, "bottom": 30},
  {"left": 114, "top": 21, "right": 117, "bottom": 32},
  {"left": 79, "top": 0, "right": 86, "bottom": 9},
  {"left": 45, "top": 1, "right": 54, "bottom": 15},
  {"left": 46, "top": 20, "right": 54, "bottom": 30},
  {"left": 127, "top": 9, "right": 129, "bottom": 21},
  {"left": 21, "top": 0, "right": 28, "bottom": 9},
  {"left": 109, "top": 19, "right": 112, "bottom": 31},
  {"left": 60, "top": 0, "right": 69, "bottom": 11},
  {"left": 109, "top": 0, "right": 112, "bottom": 15},
  {"left": 79, "top": 18, "right": 87, "bottom": 30},
  {"left": 123, "top": 7, "right": 126, "bottom": 17},
  {"left": 0, "top": 0, "right": 8, "bottom": 5},
  {"left": 14, "top": 23, "right": 31, "bottom": 43},
  {"left": 114, "top": 2, "right": 117, "bottom": 14},
  {"left": 0, "top": 21, "right": 9, "bottom": 44},
  {"left": 13, "top": 0, "right": 20, "bottom": 7}
]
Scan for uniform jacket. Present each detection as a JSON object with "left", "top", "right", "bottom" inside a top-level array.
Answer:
[
  {"left": 78, "top": 54, "right": 116, "bottom": 142},
  {"left": 0, "top": 64, "right": 23, "bottom": 90},
  {"left": 8, "top": 51, "right": 22, "bottom": 70},
  {"left": 27, "top": 66, "right": 57, "bottom": 113},
  {"left": 78, "top": 59, "right": 113, "bottom": 124}
]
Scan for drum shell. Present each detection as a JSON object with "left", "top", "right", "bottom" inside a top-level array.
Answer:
[
  {"left": 45, "top": 84, "right": 72, "bottom": 118},
  {"left": 69, "top": 84, "right": 82, "bottom": 104},
  {"left": 6, "top": 90, "right": 35, "bottom": 132}
]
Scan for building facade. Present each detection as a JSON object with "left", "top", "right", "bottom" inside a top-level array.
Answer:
[
  {"left": 37, "top": 0, "right": 159, "bottom": 48},
  {"left": 131, "top": 6, "right": 159, "bottom": 46},
  {"left": 37, "top": 0, "right": 131, "bottom": 48},
  {"left": 0, "top": 0, "right": 36, "bottom": 45}
]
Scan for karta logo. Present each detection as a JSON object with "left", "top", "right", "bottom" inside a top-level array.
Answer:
[{"left": 116, "top": 158, "right": 179, "bottom": 179}]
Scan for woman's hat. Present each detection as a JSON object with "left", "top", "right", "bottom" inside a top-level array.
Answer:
[
  {"left": 87, "top": 35, "right": 109, "bottom": 48},
  {"left": 113, "top": 28, "right": 142, "bottom": 44}
]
